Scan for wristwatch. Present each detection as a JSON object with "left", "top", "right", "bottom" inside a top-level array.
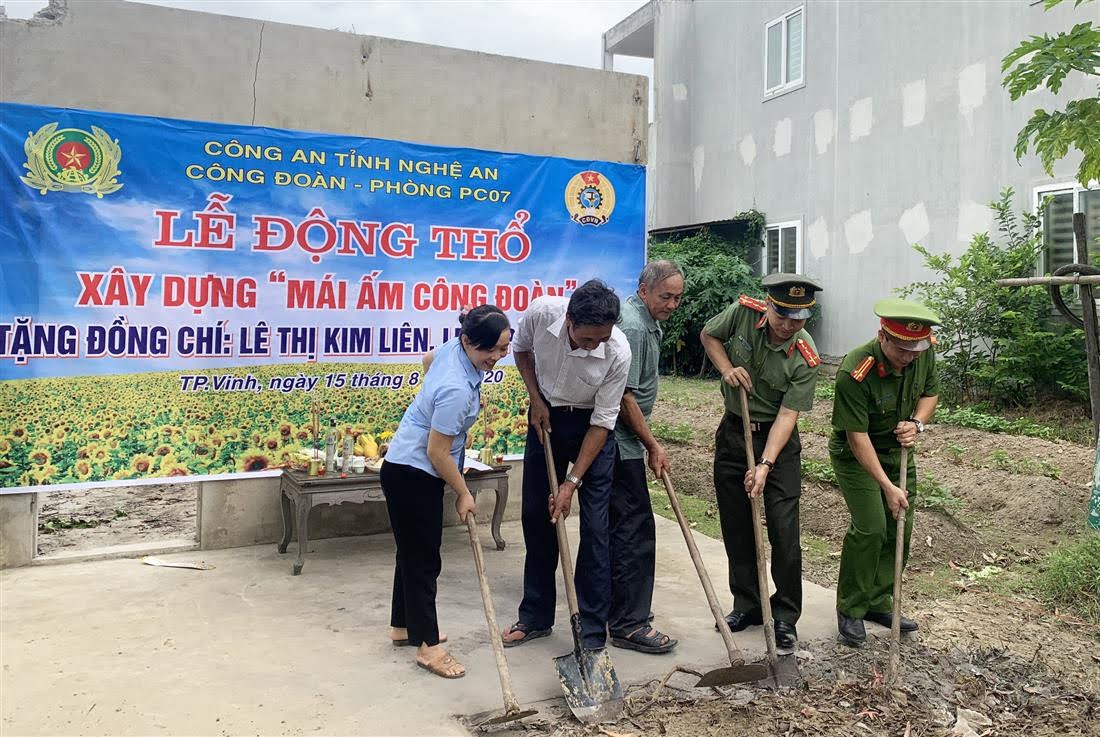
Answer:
[
  {"left": 908, "top": 417, "right": 925, "bottom": 434},
  {"left": 758, "top": 459, "right": 775, "bottom": 470},
  {"left": 565, "top": 473, "right": 583, "bottom": 489}
]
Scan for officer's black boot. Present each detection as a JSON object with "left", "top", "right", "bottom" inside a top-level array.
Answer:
[
  {"left": 773, "top": 620, "right": 797, "bottom": 652},
  {"left": 716, "top": 609, "right": 763, "bottom": 632},
  {"left": 837, "top": 610, "right": 866, "bottom": 647},
  {"left": 863, "top": 611, "right": 919, "bottom": 632}
]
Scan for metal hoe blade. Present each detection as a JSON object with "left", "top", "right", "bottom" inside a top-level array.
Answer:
[
  {"left": 554, "top": 647, "right": 624, "bottom": 724},
  {"left": 695, "top": 660, "right": 770, "bottom": 688}
]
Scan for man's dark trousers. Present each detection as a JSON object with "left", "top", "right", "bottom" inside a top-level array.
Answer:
[
  {"left": 608, "top": 451, "right": 656, "bottom": 636},
  {"left": 713, "top": 412, "right": 803, "bottom": 625},
  {"left": 517, "top": 405, "right": 616, "bottom": 649}
]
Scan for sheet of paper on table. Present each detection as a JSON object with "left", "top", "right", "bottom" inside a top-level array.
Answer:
[{"left": 463, "top": 450, "right": 493, "bottom": 473}]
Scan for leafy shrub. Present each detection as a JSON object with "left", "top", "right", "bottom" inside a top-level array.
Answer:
[
  {"left": 897, "top": 188, "right": 1087, "bottom": 406},
  {"left": 650, "top": 220, "right": 764, "bottom": 377}
]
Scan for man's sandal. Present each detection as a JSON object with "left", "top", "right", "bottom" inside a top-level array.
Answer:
[
  {"left": 610, "top": 626, "right": 678, "bottom": 654},
  {"left": 416, "top": 651, "right": 466, "bottom": 679},
  {"left": 501, "top": 621, "right": 552, "bottom": 648}
]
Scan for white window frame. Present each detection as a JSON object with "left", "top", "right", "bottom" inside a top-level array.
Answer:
[
  {"left": 762, "top": 219, "right": 803, "bottom": 276},
  {"left": 763, "top": 6, "right": 806, "bottom": 100},
  {"left": 1033, "top": 181, "right": 1099, "bottom": 273}
]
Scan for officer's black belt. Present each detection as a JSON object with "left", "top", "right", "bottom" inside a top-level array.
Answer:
[{"left": 729, "top": 412, "right": 772, "bottom": 434}]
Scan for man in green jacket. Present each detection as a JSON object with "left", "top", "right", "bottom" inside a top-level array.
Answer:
[{"left": 829, "top": 298, "right": 940, "bottom": 647}]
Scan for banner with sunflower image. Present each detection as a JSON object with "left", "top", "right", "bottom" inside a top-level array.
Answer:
[{"left": 0, "top": 103, "right": 645, "bottom": 489}]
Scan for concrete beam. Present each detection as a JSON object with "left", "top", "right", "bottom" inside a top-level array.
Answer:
[{"left": 604, "top": 0, "right": 656, "bottom": 59}]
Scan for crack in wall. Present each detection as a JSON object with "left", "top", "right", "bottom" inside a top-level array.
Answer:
[{"left": 251, "top": 21, "right": 266, "bottom": 125}]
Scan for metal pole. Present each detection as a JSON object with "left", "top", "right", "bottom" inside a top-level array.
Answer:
[{"left": 1072, "top": 212, "right": 1100, "bottom": 446}]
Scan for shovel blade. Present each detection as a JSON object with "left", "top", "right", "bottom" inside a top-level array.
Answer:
[
  {"left": 771, "top": 654, "right": 803, "bottom": 688},
  {"left": 554, "top": 647, "right": 624, "bottom": 724},
  {"left": 694, "top": 660, "right": 770, "bottom": 688}
]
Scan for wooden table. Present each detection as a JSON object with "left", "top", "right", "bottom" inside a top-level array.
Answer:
[{"left": 277, "top": 464, "right": 511, "bottom": 575}]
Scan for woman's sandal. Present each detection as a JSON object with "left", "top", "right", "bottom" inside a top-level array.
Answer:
[
  {"left": 416, "top": 651, "right": 466, "bottom": 679},
  {"left": 610, "top": 626, "right": 677, "bottom": 654},
  {"left": 501, "top": 621, "right": 552, "bottom": 648}
]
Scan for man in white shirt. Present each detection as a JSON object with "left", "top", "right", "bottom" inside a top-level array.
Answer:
[{"left": 501, "top": 279, "right": 632, "bottom": 651}]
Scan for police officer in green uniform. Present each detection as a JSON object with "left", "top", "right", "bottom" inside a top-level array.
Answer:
[
  {"left": 700, "top": 274, "right": 822, "bottom": 652},
  {"left": 829, "top": 298, "right": 940, "bottom": 647}
]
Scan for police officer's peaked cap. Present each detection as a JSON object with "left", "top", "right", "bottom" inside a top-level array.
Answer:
[
  {"left": 874, "top": 298, "right": 940, "bottom": 352},
  {"left": 761, "top": 273, "right": 823, "bottom": 320}
]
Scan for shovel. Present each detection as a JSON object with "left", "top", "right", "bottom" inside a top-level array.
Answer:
[
  {"left": 739, "top": 387, "right": 800, "bottom": 688},
  {"left": 887, "top": 447, "right": 909, "bottom": 685},
  {"left": 465, "top": 514, "right": 537, "bottom": 728},
  {"left": 659, "top": 470, "right": 769, "bottom": 687},
  {"left": 542, "top": 429, "right": 624, "bottom": 723}
]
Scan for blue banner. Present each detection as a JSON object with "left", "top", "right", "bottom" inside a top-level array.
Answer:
[{"left": 0, "top": 102, "right": 644, "bottom": 488}]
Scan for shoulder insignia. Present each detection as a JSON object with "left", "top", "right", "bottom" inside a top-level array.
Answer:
[
  {"left": 850, "top": 355, "right": 875, "bottom": 383},
  {"left": 796, "top": 339, "right": 820, "bottom": 367},
  {"left": 738, "top": 294, "right": 768, "bottom": 313}
]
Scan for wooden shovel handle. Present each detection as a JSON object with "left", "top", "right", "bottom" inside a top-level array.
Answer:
[
  {"left": 887, "top": 447, "right": 909, "bottom": 684},
  {"left": 660, "top": 471, "right": 747, "bottom": 666},
  {"left": 542, "top": 430, "right": 580, "bottom": 617},
  {"left": 467, "top": 515, "right": 521, "bottom": 712},
  {"left": 739, "top": 387, "right": 781, "bottom": 681}
]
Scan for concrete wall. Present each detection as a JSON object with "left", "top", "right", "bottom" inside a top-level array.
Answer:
[
  {"left": 0, "top": 494, "right": 37, "bottom": 568},
  {"left": 0, "top": 0, "right": 639, "bottom": 565},
  {"left": 647, "top": 0, "right": 1092, "bottom": 355},
  {"left": 1, "top": 0, "right": 647, "bottom": 164}
]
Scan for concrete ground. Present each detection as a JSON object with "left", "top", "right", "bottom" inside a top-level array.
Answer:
[{"left": 1, "top": 516, "right": 836, "bottom": 737}]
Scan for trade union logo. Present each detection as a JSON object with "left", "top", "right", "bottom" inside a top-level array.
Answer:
[
  {"left": 564, "top": 170, "right": 615, "bottom": 226},
  {"left": 21, "top": 122, "right": 123, "bottom": 198}
]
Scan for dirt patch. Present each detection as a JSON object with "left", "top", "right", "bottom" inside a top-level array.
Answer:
[
  {"left": 602, "top": 378, "right": 1100, "bottom": 737},
  {"left": 657, "top": 382, "right": 1094, "bottom": 576},
  {"left": 36, "top": 484, "right": 197, "bottom": 555},
  {"left": 484, "top": 633, "right": 1098, "bottom": 737}
]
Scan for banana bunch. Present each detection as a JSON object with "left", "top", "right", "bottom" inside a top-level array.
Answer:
[{"left": 355, "top": 433, "right": 379, "bottom": 459}]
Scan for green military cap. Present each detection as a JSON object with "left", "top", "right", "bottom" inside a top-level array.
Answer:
[
  {"left": 874, "top": 298, "right": 941, "bottom": 351},
  {"left": 762, "top": 273, "right": 824, "bottom": 319}
]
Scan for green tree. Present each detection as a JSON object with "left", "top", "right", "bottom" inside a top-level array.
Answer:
[{"left": 1002, "top": 0, "right": 1100, "bottom": 187}]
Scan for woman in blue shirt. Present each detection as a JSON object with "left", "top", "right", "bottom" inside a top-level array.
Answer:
[{"left": 381, "top": 304, "right": 511, "bottom": 679}]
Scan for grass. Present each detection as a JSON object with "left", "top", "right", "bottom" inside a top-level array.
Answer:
[
  {"left": 796, "top": 416, "right": 831, "bottom": 437},
  {"left": 907, "top": 565, "right": 961, "bottom": 600},
  {"left": 912, "top": 477, "right": 964, "bottom": 513},
  {"left": 648, "top": 483, "right": 722, "bottom": 539},
  {"left": 814, "top": 379, "right": 836, "bottom": 400},
  {"left": 39, "top": 516, "right": 103, "bottom": 534},
  {"left": 988, "top": 449, "right": 1062, "bottom": 479},
  {"left": 802, "top": 457, "right": 837, "bottom": 485},
  {"left": 935, "top": 405, "right": 1087, "bottom": 444},
  {"left": 651, "top": 421, "right": 694, "bottom": 444},
  {"left": 655, "top": 375, "right": 714, "bottom": 410},
  {"left": 1035, "top": 532, "right": 1100, "bottom": 624}
]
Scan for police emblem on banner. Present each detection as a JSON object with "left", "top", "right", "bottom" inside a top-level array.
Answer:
[
  {"left": 20, "top": 123, "right": 123, "bottom": 198},
  {"left": 564, "top": 170, "right": 615, "bottom": 226}
]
